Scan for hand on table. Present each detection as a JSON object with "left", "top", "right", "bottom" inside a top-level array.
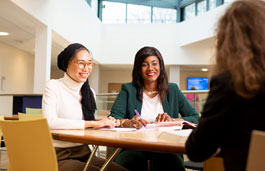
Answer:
[
  {"left": 131, "top": 115, "right": 149, "bottom": 127},
  {"left": 155, "top": 113, "right": 172, "bottom": 123},
  {"left": 86, "top": 119, "right": 116, "bottom": 129},
  {"left": 120, "top": 119, "right": 143, "bottom": 129},
  {"left": 107, "top": 116, "right": 120, "bottom": 127}
]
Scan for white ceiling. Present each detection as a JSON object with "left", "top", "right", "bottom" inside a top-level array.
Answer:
[{"left": 0, "top": 0, "right": 68, "bottom": 67}]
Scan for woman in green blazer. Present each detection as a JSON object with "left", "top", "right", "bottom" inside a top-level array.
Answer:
[{"left": 110, "top": 46, "right": 199, "bottom": 171}]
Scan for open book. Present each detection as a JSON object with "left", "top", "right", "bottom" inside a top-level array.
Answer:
[{"left": 145, "top": 120, "right": 197, "bottom": 130}]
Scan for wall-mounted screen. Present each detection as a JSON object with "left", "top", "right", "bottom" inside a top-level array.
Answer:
[{"left": 187, "top": 77, "right": 209, "bottom": 90}]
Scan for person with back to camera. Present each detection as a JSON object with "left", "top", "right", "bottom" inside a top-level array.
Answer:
[
  {"left": 109, "top": 46, "right": 199, "bottom": 171},
  {"left": 42, "top": 43, "right": 127, "bottom": 171},
  {"left": 185, "top": 0, "right": 265, "bottom": 171}
]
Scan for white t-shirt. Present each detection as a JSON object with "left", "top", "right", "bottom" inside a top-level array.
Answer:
[
  {"left": 42, "top": 73, "right": 95, "bottom": 148},
  {"left": 140, "top": 93, "right": 164, "bottom": 123}
]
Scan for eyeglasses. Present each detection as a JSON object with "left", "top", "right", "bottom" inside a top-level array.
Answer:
[{"left": 73, "top": 60, "right": 95, "bottom": 69}]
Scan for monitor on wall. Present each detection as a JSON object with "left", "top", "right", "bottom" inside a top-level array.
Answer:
[{"left": 187, "top": 77, "right": 209, "bottom": 90}]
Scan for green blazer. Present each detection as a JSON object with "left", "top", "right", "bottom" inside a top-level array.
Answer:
[{"left": 110, "top": 83, "right": 199, "bottom": 123}]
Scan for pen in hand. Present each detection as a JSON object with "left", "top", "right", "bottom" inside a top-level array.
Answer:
[{"left": 134, "top": 109, "right": 146, "bottom": 127}]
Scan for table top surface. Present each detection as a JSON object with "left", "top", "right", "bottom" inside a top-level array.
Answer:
[{"left": 51, "top": 128, "right": 188, "bottom": 154}]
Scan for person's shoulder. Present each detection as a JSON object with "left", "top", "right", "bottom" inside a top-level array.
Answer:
[
  {"left": 121, "top": 83, "right": 135, "bottom": 89},
  {"left": 210, "top": 72, "right": 234, "bottom": 93},
  {"left": 45, "top": 78, "right": 62, "bottom": 89},
  {"left": 210, "top": 72, "right": 232, "bottom": 87}
]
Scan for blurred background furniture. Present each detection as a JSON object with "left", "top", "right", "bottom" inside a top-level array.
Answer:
[
  {"left": 18, "top": 112, "right": 42, "bottom": 121},
  {"left": 25, "top": 107, "right": 42, "bottom": 114}
]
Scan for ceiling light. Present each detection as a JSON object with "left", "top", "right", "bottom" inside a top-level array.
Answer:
[
  {"left": 0, "top": 32, "right": 9, "bottom": 36},
  {"left": 201, "top": 68, "right": 208, "bottom": 72}
]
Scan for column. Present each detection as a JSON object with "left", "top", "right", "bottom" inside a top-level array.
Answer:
[
  {"left": 34, "top": 25, "right": 52, "bottom": 94},
  {"left": 169, "top": 65, "right": 180, "bottom": 85}
]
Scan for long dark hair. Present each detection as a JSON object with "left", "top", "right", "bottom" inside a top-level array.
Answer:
[
  {"left": 214, "top": 0, "right": 265, "bottom": 98},
  {"left": 57, "top": 43, "right": 96, "bottom": 120},
  {"left": 132, "top": 46, "right": 169, "bottom": 101}
]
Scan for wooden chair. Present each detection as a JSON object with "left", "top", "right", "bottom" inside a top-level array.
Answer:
[
  {"left": 25, "top": 107, "right": 42, "bottom": 114},
  {"left": 0, "top": 118, "right": 58, "bottom": 171},
  {"left": 18, "top": 112, "right": 42, "bottom": 121},
  {"left": 246, "top": 130, "right": 265, "bottom": 171},
  {"left": 203, "top": 157, "right": 224, "bottom": 171}
]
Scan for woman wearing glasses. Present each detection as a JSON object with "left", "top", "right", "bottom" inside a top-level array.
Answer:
[{"left": 42, "top": 43, "right": 126, "bottom": 171}]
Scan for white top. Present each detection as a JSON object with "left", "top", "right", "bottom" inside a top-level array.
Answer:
[
  {"left": 42, "top": 73, "right": 95, "bottom": 148},
  {"left": 140, "top": 93, "right": 164, "bottom": 123}
]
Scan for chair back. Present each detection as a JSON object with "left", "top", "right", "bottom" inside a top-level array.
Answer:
[
  {"left": 0, "top": 118, "right": 58, "bottom": 171},
  {"left": 246, "top": 130, "right": 265, "bottom": 171},
  {"left": 0, "top": 115, "right": 4, "bottom": 134},
  {"left": 0, "top": 115, "right": 4, "bottom": 145},
  {"left": 18, "top": 112, "right": 42, "bottom": 121},
  {"left": 25, "top": 107, "right": 42, "bottom": 114}
]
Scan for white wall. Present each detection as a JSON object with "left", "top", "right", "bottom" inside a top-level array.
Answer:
[
  {"left": 100, "top": 70, "right": 132, "bottom": 93},
  {"left": 0, "top": 42, "right": 34, "bottom": 94},
  {"left": 101, "top": 24, "right": 179, "bottom": 64},
  {"left": 100, "top": 4, "right": 229, "bottom": 65},
  {"left": 9, "top": 0, "right": 230, "bottom": 65},
  {"left": 11, "top": 0, "right": 103, "bottom": 59},
  {"left": 4, "top": 0, "right": 230, "bottom": 95},
  {"left": 176, "top": 4, "right": 227, "bottom": 46}
]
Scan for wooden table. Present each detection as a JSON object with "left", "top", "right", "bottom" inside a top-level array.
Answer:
[
  {"left": 52, "top": 129, "right": 188, "bottom": 171},
  {"left": 52, "top": 129, "right": 224, "bottom": 171},
  {"left": 52, "top": 129, "right": 187, "bottom": 154}
]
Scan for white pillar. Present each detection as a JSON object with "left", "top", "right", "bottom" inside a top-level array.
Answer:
[
  {"left": 34, "top": 26, "right": 52, "bottom": 94},
  {"left": 169, "top": 65, "right": 180, "bottom": 85}
]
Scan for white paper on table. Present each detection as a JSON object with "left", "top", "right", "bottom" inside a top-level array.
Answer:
[
  {"left": 140, "top": 125, "right": 182, "bottom": 131},
  {"left": 158, "top": 129, "right": 193, "bottom": 142},
  {"left": 164, "top": 129, "right": 193, "bottom": 136},
  {"left": 96, "top": 127, "right": 137, "bottom": 132}
]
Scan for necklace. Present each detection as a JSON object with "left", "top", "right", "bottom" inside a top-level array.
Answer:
[{"left": 145, "top": 90, "right": 158, "bottom": 95}]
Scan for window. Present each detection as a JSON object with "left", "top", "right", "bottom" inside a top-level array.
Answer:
[
  {"left": 153, "top": 7, "right": 177, "bottom": 23},
  {"left": 224, "top": 0, "right": 234, "bottom": 4},
  {"left": 101, "top": 0, "right": 227, "bottom": 23},
  {"left": 184, "top": 3, "right": 196, "bottom": 20},
  {"left": 102, "top": 1, "right": 126, "bottom": 23},
  {"left": 127, "top": 4, "right": 151, "bottom": 23},
  {"left": 197, "top": 0, "right": 207, "bottom": 16},
  {"left": 209, "top": 0, "right": 217, "bottom": 10}
]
